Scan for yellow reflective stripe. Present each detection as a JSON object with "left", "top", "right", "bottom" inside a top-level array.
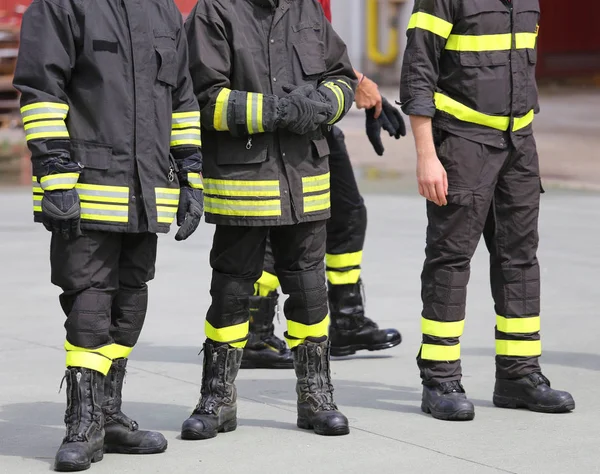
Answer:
[
  {"left": 246, "top": 92, "right": 255, "bottom": 134},
  {"left": 326, "top": 269, "right": 361, "bottom": 285},
  {"left": 513, "top": 109, "right": 534, "bottom": 131},
  {"left": 256, "top": 93, "right": 264, "bottom": 133},
  {"left": 205, "top": 178, "right": 280, "bottom": 197},
  {"left": 39, "top": 172, "right": 79, "bottom": 191},
  {"left": 21, "top": 101, "right": 69, "bottom": 123},
  {"left": 496, "top": 340, "right": 541, "bottom": 357},
  {"left": 172, "top": 111, "right": 201, "bottom": 129},
  {"left": 435, "top": 93, "right": 510, "bottom": 131},
  {"left": 205, "top": 197, "right": 281, "bottom": 217},
  {"left": 323, "top": 82, "right": 344, "bottom": 124},
  {"left": 445, "top": 33, "right": 511, "bottom": 51},
  {"left": 407, "top": 12, "right": 453, "bottom": 39},
  {"left": 24, "top": 119, "right": 69, "bottom": 141},
  {"left": 205, "top": 320, "right": 249, "bottom": 344},
  {"left": 65, "top": 351, "right": 112, "bottom": 375},
  {"left": 80, "top": 202, "right": 128, "bottom": 223},
  {"left": 64, "top": 341, "right": 133, "bottom": 360},
  {"left": 287, "top": 315, "right": 330, "bottom": 340},
  {"left": 421, "top": 343, "right": 461, "bottom": 361},
  {"left": 157, "top": 205, "right": 177, "bottom": 223},
  {"left": 422, "top": 318, "right": 465, "bottom": 338},
  {"left": 326, "top": 251, "right": 363, "bottom": 269},
  {"left": 156, "top": 187, "right": 180, "bottom": 205},
  {"left": 188, "top": 172, "right": 204, "bottom": 190},
  {"left": 496, "top": 315, "right": 540, "bottom": 334},
  {"left": 33, "top": 194, "right": 42, "bottom": 212},
  {"left": 76, "top": 183, "right": 129, "bottom": 204},
  {"left": 515, "top": 32, "right": 537, "bottom": 49},
  {"left": 170, "top": 129, "right": 201, "bottom": 147},
  {"left": 255, "top": 271, "right": 280, "bottom": 296},
  {"left": 284, "top": 334, "right": 304, "bottom": 349},
  {"left": 336, "top": 79, "right": 352, "bottom": 91},
  {"left": 304, "top": 192, "right": 330, "bottom": 213},
  {"left": 302, "top": 172, "right": 330, "bottom": 194},
  {"left": 214, "top": 88, "right": 232, "bottom": 131}
]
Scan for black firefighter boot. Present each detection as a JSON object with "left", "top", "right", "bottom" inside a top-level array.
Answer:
[
  {"left": 293, "top": 338, "right": 349, "bottom": 436},
  {"left": 54, "top": 367, "right": 105, "bottom": 472},
  {"left": 493, "top": 372, "right": 575, "bottom": 413},
  {"left": 328, "top": 280, "right": 402, "bottom": 357},
  {"left": 241, "top": 291, "right": 293, "bottom": 369},
  {"left": 102, "top": 358, "right": 167, "bottom": 454},
  {"left": 421, "top": 380, "right": 475, "bottom": 421},
  {"left": 181, "top": 341, "right": 243, "bottom": 440}
]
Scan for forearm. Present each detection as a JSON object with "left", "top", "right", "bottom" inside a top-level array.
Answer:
[{"left": 410, "top": 115, "right": 436, "bottom": 158}]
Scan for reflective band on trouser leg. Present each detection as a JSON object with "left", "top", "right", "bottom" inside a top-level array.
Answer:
[
  {"left": 213, "top": 88, "right": 232, "bottom": 131},
  {"left": 187, "top": 172, "right": 204, "bottom": 190},
  {"left": 65, "top": 341, "right": 133, "bottom": 360},
  {"left": 496, "top": 340, "right": 541, "bottom": 357},
  {"left": 24, "top": 119, "right": 69, "bottom": 142},
  {"left": 204, "top": 178, "right": 280, "bottom": 198},
  {"left": 326, "top": 251, "right": 363, "bottom": 285},
  {"left": 285, "top": 315, "right": 330, "bottom": 349},
  {"left": 407, "top": 12, "right": 453, "bottom": 39},
  {"left": 422, "top": 318, "right": 465, "bottom": 338},
  {"left": 155, "top": 187, "right": 180, "bottom": 224},
  {"left": 39, "top": 172, "right": 79, "bottom": 191},
  {"left": 205, "top": 320, "right": 249, "bottom": 348},
  {"left": 420, "top": 343, "right": 461, "bottom": 362},
  {"left": 171, "top": 110, "right": 201, "bottom": 146},
  {"left": 496, "top": 315, "right": 540, "bottom": 334},
  {"left": 255, "top": 271, "right": 280, "bottom": 297},
  {"left": 64, "top": 342, "right": 120, "bottom": 375},
  {"left": 434, "top": 93, "right": 535, "bottom": 132},
  {"left": 20, "top": 101, "right": 69, "bottom": 123}
]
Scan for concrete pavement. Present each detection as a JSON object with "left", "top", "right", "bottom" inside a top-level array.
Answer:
[{"left": 1, "top": 187, "right": 599, "bottom": 474}]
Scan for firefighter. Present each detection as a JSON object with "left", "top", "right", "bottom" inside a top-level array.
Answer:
[
  {"left": 241, "top": 0, "right": 406, "bottom": 370},
  {"left": 182, "top": 0, "right": 356, "bottom": 437},
  {"left": 400, "top": 0, "right": 575, "bottom": 421},
  {"left": 13, "top": 0, "right": 203, "bottom": 469}
]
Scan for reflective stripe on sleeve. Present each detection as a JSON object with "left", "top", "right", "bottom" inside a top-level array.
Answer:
[
  {"left": 39, "top": 172, "right": 79, "bottom": 191},
  {"left": 24, "top": 120, "right": 69, "bottom": 141},
  {"left": 407, "top": 12, "right": 453, "bottom": 39},
  {"left": 20, "top": 101, "right": 69, "bottom": 124},
  {"left": 214, "top": 88, "right": 232, "bottom": 131},
  {"left": 187, "top": 172, "right": 204, "bottom": 190},
  {"left": 323, "top": 82, "right": 344, "bottom": 124}
]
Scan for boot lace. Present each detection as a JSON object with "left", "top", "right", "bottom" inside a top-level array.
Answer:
[
  {"left": 440, "top": 380, "right": 465, "bottom": 395},
  {"left": 528, "top": 372, "right": 551, "bottom": 387}
]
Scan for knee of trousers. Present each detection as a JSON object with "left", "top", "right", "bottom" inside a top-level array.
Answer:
[
  {"left": 63, "top": 289, "right": 113, "bottom": 349},
  {"left": 278, "top": 265, "right": 328, "bottom": 327},
  {"left": 421, "top": 268, "right": 470, "bottom": 322},
  {"left": 491, "top": 264, "right": 540, "bottom": 316},
  {"left": 110, "top": 285, "right": 148, "bottom": 347},
  {"left": 207, "top": 271, "right": 255, "bottom": 330}
]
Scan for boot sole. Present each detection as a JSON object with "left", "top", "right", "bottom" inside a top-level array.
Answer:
[
  {"left": 104, "top": 439, "right": 168, "bottom": 455},
  {"left": 181, "top": 420, "right": 238, "bottom": 441},
  {"left": 493, "top": 395, "right": 575, "bottom": 413},
  {"left": 330, "top": 339, "right": 402, "bottom": 357},
  {"left": 297, "top": 418, "right": 350, "bottom": 436},
  {"left": 54, "top": 450, "right": 103, "bottom": 472},
  {"left": 421, "top": 403, "right": 475, "bottom": 421}
]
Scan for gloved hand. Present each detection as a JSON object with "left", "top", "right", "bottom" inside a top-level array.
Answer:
[
  {"left": 172, "top": 149, "right": 204, "bottom": 241},
  {"left": 365, "top": 97, "right": 407, "bottom": 156},
  {"left": 41, "top": 188, "right": 81, "bottom": 240},
  {"left": 175, "top": 186, "right": 203, "bottom": 241},
  {"left": 277, "top": 84, "right": 332, "bottom": 135}
]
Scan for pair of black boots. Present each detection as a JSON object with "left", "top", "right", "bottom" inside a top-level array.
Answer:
[
  {"left": 54, "top": 359, "right": 167, "bottom": 472},
  {"left": 421, "top": 374, "right": 576, "bottom": 421},
  {"left": 181, "top": 338, "right": 349, "bottom": 438},
  {"left": 241, "top": 280, "right": 402, "bottom": 369}
]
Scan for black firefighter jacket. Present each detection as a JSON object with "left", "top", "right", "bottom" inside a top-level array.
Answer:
[
  {"left": 185, "top": 0, "right": 357, "bottom": 226},
  {"left": 13, "top": 0, "right": 201, "bottom": 233},
  {"left": 400, "top": 0, "right": 541, "bottom": 149}
]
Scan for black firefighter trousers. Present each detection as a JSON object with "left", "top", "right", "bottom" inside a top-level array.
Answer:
[
  {"left": 419, "top": 130, "right": 543, "bottom": 385},
  {"left": 259, "top": 126, "right": 367, "bottom": 294},
  {"left": 51, "top": 231, "right": 157, "bottom": 375},
  {"left": 206, "top": 221, "right": 329, "bottom": 349}
]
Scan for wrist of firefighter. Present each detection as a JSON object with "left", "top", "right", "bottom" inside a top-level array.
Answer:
[
  {"left": 216, "top": 89, "right": 280, "bottom": 136},
  {"left": 34, "top": 155, "right": 83, "bottom": 191},
  {"left": 172, "top": 148, "right": 204, "bottom": 190},
  {"left": 317, "top": 79, "right": 353, "bottom": 124}
]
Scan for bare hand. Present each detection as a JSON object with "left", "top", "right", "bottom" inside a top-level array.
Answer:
[
  {"left": 417, "top": 152, "right": 448, "bottom": 206},
  {"left": 355, "top": 76, "right": 383, "bottom": 118}
]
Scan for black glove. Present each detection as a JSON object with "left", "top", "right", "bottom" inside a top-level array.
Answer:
[
  {"left": 172, "top": 149, "right": 204, "bottom": 241},
  {"left": 41, "top": 188, "right": 81, "bottom": 240},
  {"left": 277, "top": 84, "right": 332, "bottom": 135},
  {"left": 365, "top": 97, "right": 407, "bottom": 156}
]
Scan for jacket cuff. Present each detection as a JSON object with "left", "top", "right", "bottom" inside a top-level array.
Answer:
[{"left": 400, "top": 98, "right": 436, "bottom": 118}]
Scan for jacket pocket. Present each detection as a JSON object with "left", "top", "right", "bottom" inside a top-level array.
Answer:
[
  {"left": 527, "top": 48, "right": 537, "bottom": 65},
  {"left": 293, "top": 42, "right": 326, "bottom": 78},
  {"left": 71, "top": 140, "right": 112, "bottom": 170},
  {"left": 216, "top": 133, "right": 269, "bottom": 166},
  {"left": 459, "top": 51, "right": 510, "bottom": 68},
  {"left": 155, "top": 46, "right": 177, "bottom": 87},
  {"left": 311, "top": 137, "right": 330, "bottom": 159}
]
